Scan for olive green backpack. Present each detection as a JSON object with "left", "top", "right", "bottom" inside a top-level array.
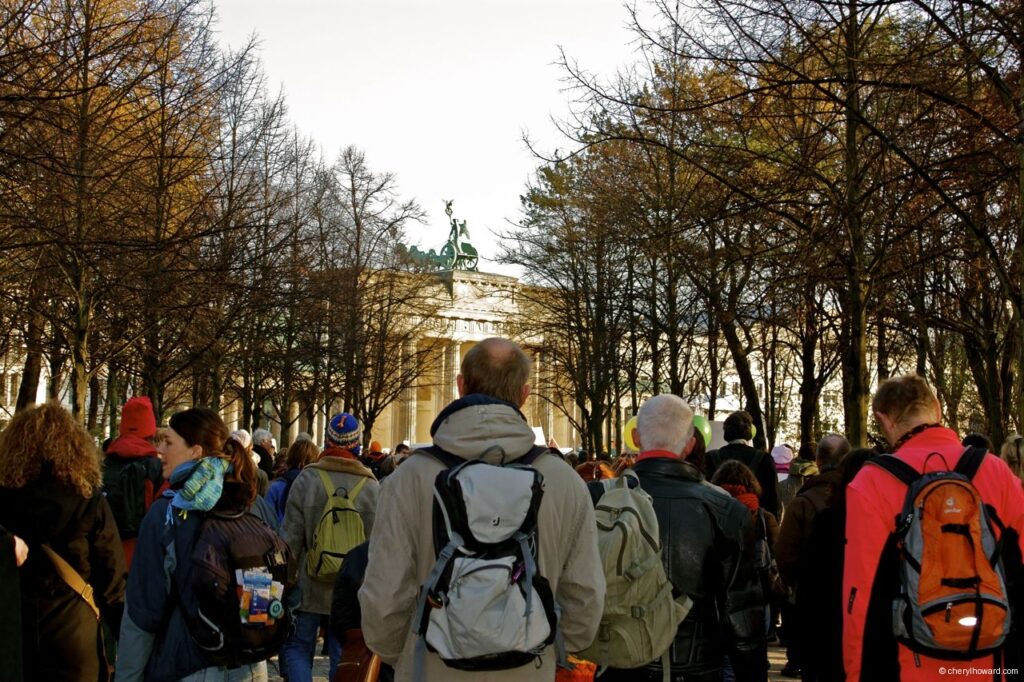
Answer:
[
  {"left": 306, "top": 470, "right": 367, "bottom": 581},
  {"left": 579, "top": 471, "right": 691, "bottom": 679}
]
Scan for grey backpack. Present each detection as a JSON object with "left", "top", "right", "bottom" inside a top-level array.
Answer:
[{"left": 410, "top": 446, "right": 561, "bottom": 677}]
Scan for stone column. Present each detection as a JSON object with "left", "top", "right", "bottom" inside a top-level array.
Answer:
[
  {"left": 448, "top": 340, "right": 461, "bottom": 403},
  {"left": 287, "top": 401, "right": 299, "bottom": 446},
  {"left": 404, "top": 340, "right": 417, "bottom": 444},
  {"left": 314, "top": 408, "right": 325, "bottom": 449}
]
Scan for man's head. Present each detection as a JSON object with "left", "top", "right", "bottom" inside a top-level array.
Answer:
[
  {"left": 816, "top": 433, "right": 851, "bottom": 471},
  {"left": 634, "top": 394, "right": 695, "bottom": 458},
  {"left": 252, "top": 428, "right": 274, "bottom": 452},
  {"left": 723, "top": 410, "right": 755, "bottom": 442},
  {"left": 325, "top": 412, "right": 362, "bottom": 456},
  {"left": 872, "top": 374, "right": 941, "bottom": 445},
  {"left": 457, "top": 337, "right": 532, "bottom": 407}
]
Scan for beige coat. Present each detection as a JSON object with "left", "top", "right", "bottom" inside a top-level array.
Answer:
[
  {"left": 359, "top": 399, "right": 605, "bottom": 681},
  {"left": 281, "top": 452, "right": 378, "bottom": 614}
]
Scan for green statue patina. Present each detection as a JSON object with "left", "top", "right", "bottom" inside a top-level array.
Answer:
[{"left": 405, "top": 200, "right": 479, "bottom": 271}]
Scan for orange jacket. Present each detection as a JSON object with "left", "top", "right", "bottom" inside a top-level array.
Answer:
[{"left": 843, "top": 426, "right": 1024, "bottom": 681}]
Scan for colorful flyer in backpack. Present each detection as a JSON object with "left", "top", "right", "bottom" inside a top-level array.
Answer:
[{"left": 238, "top": 568, "right": 273, "bottom": 624}]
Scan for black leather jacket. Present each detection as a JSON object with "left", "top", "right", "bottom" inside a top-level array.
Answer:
[{"left": 628, "top": 457, "right": 767, "bottom": 680}]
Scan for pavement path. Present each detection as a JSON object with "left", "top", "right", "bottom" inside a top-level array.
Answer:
[{"left": 267, "top": 644, "right": 796, "bottom": 681}]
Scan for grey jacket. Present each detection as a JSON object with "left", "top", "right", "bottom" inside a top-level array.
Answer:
[
  {"left": 281, "top": 453, "right": 378, "bottom": 615},
  {"left": 359, "top": 395, "right": 605, "bottom": 681}
]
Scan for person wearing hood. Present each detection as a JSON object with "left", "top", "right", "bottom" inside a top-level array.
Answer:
[
  {"left": 0, "top": 402, "right": 127, "bottom": 682},
  {"left": 103, "top": 396, "right": 166, "bottom": 567},
  {"left": 358, "top": 337, "right": 604, "bottom": 682},
  {"left": 280, "top": 412, "right": 379, "bottom": 682}
]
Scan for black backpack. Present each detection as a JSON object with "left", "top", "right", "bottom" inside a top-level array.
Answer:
[
  {"left": 187, "top": 511, "right": 297, "bottom": 666},
  {"left": 102, "top": 456, "right": 160, "bottom": 538}
]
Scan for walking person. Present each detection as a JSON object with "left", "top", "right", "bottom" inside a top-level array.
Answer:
[
  {"left": 843, "top": 375, "right": 1024, "bottom": 681},
  {"left": 0, "top": 402, "right": 127, "bottom": 682},
  {"left": 599, "top": 395, "right": 766, "bottom": 682},
  {"left": 115, "top": 407, "right": 274, "bottom": 682},
  {"left": 359, "top": 338, "right": 604, "bottom": 681},
  {"left": 280, "top": 413, "right": 379, "bottom": 682},
  {"left": 102, "top": 396, "right": 165, "bottom": 568}
]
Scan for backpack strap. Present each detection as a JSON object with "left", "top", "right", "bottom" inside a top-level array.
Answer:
[
  {"left": 41, "top": 544, "right": 100, "bottom": 620},
  {"left": 955, "top": 446, "right": 988, "bottom": 481},
  {"left": 348, "top": 476, "right": 368, "bottom": 502},
  {"left": 867, "top": 454, "right": 922, "bottom": 487}
]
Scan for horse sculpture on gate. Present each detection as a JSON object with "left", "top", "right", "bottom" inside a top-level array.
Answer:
[{"left": 404, "top": 200, "right": 479, "bottom": 271}]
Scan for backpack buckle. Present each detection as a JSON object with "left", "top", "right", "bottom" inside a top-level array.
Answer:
[{"left": 631, "top": 606, "right": 647, "bottom": 618}]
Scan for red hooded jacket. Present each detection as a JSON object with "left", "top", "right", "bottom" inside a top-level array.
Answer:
[{"left": 843, "top": 426, "right": 1024, "bottom": 681}]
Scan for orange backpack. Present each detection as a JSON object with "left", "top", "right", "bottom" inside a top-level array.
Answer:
[{"left": 870, "top": 447, "right": 1011, "bottom": 658}]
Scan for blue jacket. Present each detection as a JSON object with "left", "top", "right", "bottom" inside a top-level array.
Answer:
[
  {"left": 264, "top": 469, "right": 301, "bottom": 524},
  {"left": 117, "top": 493, "right": 209, "bottom": 682},
  {"left": 117, "top": 467, "right": 272, "bottom": 682}
]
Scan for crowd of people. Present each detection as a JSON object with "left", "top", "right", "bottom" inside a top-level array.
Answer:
[{"left": 0, "top": 336, "right": 1021, "bottom": 682}]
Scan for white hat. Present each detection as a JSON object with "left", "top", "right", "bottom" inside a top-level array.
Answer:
[
  {"left": 771, "top": 444, "right": 795, "bottom": 465},
  {"left": 229, "top": 429, "right": 253, "bottom": 449}
]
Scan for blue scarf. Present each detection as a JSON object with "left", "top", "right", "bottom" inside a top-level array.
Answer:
[{"left": 163, "top": 458, "right": 233, "bottom": 524}]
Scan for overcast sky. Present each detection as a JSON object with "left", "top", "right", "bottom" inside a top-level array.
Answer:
[{"left": 213, "top": 0, "right": 643, "bottom": 274}]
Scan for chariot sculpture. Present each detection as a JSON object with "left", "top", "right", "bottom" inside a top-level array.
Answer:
[{"left": 404, "top": 200, "right": 479, "bottom": 271}]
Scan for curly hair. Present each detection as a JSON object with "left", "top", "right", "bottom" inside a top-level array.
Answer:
[
  {"left": 710, "top": 459, "right": 762, "bottom": 497},
  {"left": 0, "top": 402, "right": 101, "bottom": 497}
]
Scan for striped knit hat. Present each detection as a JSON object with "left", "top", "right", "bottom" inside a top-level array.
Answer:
[{"left": 326, "top": 412, "right": 362, "bottom": 456}]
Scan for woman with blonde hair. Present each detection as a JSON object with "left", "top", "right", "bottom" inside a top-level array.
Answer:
[
  {"left": 0, "top": 401, "right": 127, "bottom": 682},
  {"left": 1001, "top": 434, "right": 1024, "bottom": 486},
  {"left": 116, "top": 407, "right": 273, "bottom": 682}
]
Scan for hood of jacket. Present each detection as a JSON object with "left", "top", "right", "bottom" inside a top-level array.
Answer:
[
  {"left": 797, "top": 467, "right": 842, "bottom": 496},
  {"left": 104, "top": 434, "right": 157, "bottom": 459},
  {"left": 311, "top": 454, "right": 375, "bottom": 479},
  {"left": 430, "top": 394, "right": 536, "bottom": 462},
  {"left": 788, "top": 458, "right": 819, "bottom": 477}
]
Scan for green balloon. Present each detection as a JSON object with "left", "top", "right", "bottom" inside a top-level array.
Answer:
[{"left": 692, "top": 415, "right": 712, "bottom": 448}]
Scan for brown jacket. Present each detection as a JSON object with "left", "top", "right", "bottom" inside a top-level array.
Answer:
[
  {"left": 775, "top": 468, "right": 841, "bottom": 587},
  {"left": 359, "top": 397, "right": 605, "bottom": 681},
  {"left": 281, "top": 452, "right": 378, "bottom": 614}
]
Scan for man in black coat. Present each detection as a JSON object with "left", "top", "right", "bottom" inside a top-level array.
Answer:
[
  {"left": 595, "top": 395, "right": 767, "bottom": 682},
  {"left": 706, "top": 410, "right": 781, "bottom": 517}
]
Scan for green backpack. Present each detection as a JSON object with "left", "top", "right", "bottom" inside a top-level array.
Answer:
[
  {"left": 579, "top": 471, "right": 691, "bottom": 674},
  {"left": 306, "top": 470, "right": 368, "bottom": 582}
]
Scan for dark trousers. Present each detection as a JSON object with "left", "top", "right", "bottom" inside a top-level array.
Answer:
[{"left": 600, "top": 667, "right": 724, "bottom": 682}]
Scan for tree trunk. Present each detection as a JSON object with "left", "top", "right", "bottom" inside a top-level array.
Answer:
[
  {"left": 721, "top": 317, "right": 768, "bottom": 451},
  {"left": 16, "top": 311, "right": 44, "bottom": 412},
  {"left": 87, "top": 374, "right": 101, "bottom": 431}
]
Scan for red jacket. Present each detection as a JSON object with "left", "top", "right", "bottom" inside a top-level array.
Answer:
[
  {"left": 843, "top": 426, "right": 1024, "bottom": 681},
  {"left": 104, "top": 435, "right": 167, "bottom": 567}
]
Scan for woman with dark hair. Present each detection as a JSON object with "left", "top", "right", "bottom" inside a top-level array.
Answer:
[
  {"left": 116, "top": 407, "right": 270, "bottom": 682},
  {"left": 265, "top": 439, "right": 320, "bottom": 524},
  {"left": 0, "top": 402, "right": 127, "bottom": 682}
]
